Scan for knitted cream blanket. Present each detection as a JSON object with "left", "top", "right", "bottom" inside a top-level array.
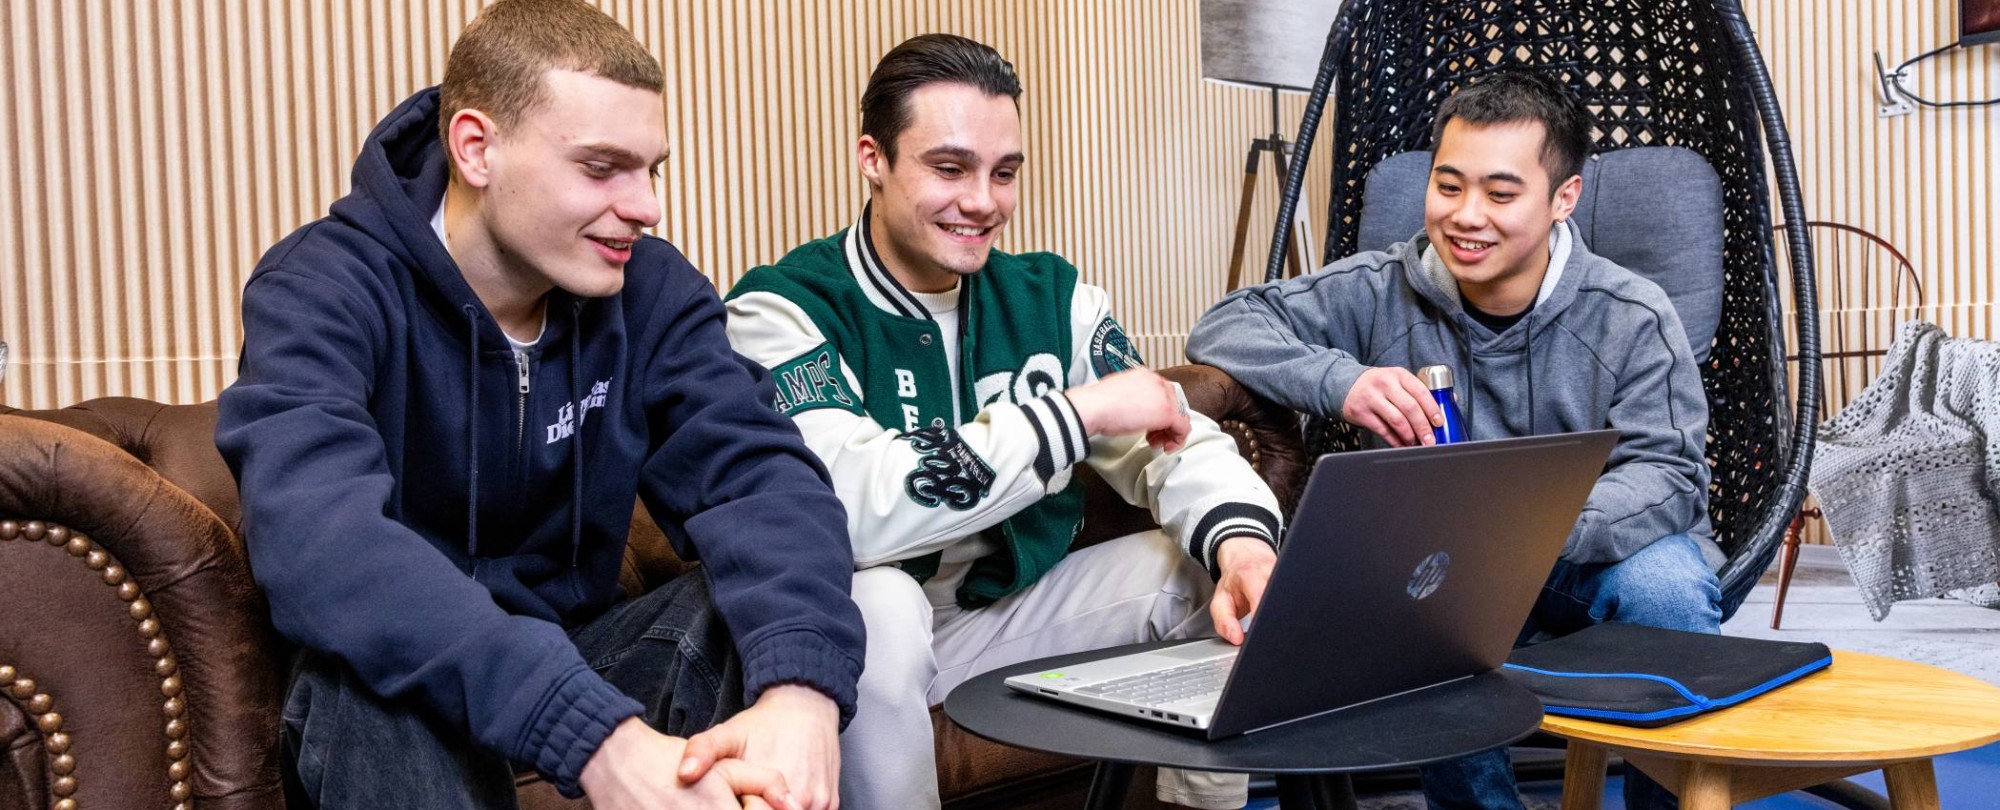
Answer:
[{"left": 1808, "top": 320, "right": 2000, "bottom": 620}]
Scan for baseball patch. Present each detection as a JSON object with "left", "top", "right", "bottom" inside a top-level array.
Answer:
[{"left": 1088, "top": 317, "right": 1145, "bottom": 377}]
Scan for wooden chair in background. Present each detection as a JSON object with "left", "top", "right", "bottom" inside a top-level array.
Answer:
[{"left": 1770, "top": 221, "right": 1923, "bottom": 628}]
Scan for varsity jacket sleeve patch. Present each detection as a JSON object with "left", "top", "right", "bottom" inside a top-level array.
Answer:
[
  {"left": 766, "top": 341, "right": 865, "bottom": 417},
  {"left": 1066, "top": 284, "right": 1284, "bottom": 577},
  {"left": 726, "top": 290, "right": 1092, "bottom": 567}
]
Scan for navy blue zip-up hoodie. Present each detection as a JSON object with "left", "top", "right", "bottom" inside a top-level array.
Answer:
[{"left": 217, "top": 87, "right": 864, "bottom": 797}]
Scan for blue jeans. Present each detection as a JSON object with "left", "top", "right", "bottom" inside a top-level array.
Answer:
[
  {"left": 1418, "top": 534, "right": 1722, "bottom": 810},
  {"left": 280, "top": 572, "right": 742, "bottom": 809}
]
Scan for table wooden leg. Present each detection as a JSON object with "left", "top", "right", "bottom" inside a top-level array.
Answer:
[
  {"left": 1883, "top": 759, "right": 1941, "bottom": 810},
  {"left": 1275, "top": 773, "right": 1358, "bottom": 810},
  {"left": 1083, "top": 761, "right": 1134, "bottom": 810},
  {"left": 1678, "top": 760, "right": 1732, "bottom": 810},
  {"left": 1560, "top": 741, "right": 1607, "bottom": 810}
]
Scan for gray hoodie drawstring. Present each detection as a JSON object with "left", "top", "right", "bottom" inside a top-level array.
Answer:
[
  {"left": 1525, "top": 312, "right": 1537, "bottom": 435},
  {"left": 1460, "top": 327, "right": 1477, "bottom": 435},
  {"left": 1438, "top": 316, "right": 1478, "bottom": 436}
]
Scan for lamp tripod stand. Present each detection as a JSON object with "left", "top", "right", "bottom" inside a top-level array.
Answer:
[{"left": 1226, "top": 86, "right": 1316, "bottom": 292}]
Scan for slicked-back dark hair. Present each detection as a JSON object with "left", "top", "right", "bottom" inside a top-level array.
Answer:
[
  {"left": 1432, "top": 71, "right": 1592, "bottom": 193},
  {"left": 861, "top": 34, "right": 1022, "bottom": 164}
]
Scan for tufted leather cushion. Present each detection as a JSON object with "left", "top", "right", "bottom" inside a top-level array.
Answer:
[
  {"left": 0, "top": 415, "right": 285, "bottom": 810},
  {"left": 0, "top": 700, "right": 41, "bottom": 808},
  {"left": 0, "top": 398, "right": 243, "bottom": 535}
]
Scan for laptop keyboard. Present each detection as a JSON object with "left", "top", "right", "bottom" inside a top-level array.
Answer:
[{"left": 1077, "top": 655, "right": 1232, "bottom": 708}]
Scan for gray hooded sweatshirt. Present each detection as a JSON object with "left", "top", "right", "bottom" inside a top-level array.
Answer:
[{"left": 1187, "top": 224, "right": 1717, "bottom": 568}]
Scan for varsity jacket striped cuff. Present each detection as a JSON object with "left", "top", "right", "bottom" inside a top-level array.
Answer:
[
  {"left": 1190, "top": 502, "right": 1284, "bottom": 579},
  {"left": 1023, "top": 392, "right": 1091, "bottom": 486}
]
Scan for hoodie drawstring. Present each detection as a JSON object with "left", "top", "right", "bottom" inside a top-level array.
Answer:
[
  {"left": 568, "top": 301, "right": 584, "bottom": 568},
  {"left": 463, "top": 304, "right": 482, "bottom": 557},
  {"left": 1459, "top": 328, "right": 1476, "bottom": 435},
  {"left": 1439, "top": 316, "right": 1478, "bottom": 436},
  {"left": 1525, "top": 311, "right": 1537, "bottom": 435},
  {"left": 468, "top": 300, "right": 584, "bottom": 564}
]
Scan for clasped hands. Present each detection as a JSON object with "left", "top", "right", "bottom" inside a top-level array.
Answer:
[{"left": 581, "top": 684, "right": 840, "bottom": 810}]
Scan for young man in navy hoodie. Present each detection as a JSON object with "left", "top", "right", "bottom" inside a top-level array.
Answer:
[{"left": 216, "top": 2, "right": 862, "bottom": 808}]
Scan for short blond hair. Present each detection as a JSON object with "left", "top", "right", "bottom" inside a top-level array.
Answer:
[{"left": 438, "top": 0, "right": 663, "bottom": 149}]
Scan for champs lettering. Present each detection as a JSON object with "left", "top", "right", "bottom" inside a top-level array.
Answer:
[{"left": 770, "top": 344, "right": 863, "bottom": 416}]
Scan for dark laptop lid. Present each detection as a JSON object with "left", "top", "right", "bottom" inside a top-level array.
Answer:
[{"left": 1207, "top": 430, "right": 1617, "bottom": 738}]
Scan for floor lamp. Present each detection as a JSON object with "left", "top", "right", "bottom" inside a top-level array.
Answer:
[{"left": 1200, "top": 0, "right": 1338, "bottom": 293}]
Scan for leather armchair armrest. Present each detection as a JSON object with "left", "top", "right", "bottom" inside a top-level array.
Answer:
[
  {"left": 0, "top": 415, "right": 284, "bottom": 810},
  {"left": 1072, "top": 364, "right": 1309, "bottom": 549}
]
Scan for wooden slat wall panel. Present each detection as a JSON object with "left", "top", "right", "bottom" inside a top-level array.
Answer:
[
  {"left": 1752, "top": 0, "right": 1996, "bottom": 351},
  {"left": 1748, "top": 2, "right": 1997, "bottom": 544},
  {"left": 4, "top": 1, "right": 1990, "bottom": 419},
  {"left": 0, "top": 0, "right": 1329, "bottom": 409}
]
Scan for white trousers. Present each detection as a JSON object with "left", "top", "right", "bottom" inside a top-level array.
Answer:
[{"left": 839, "top": 530, "right": 1249, "bottom": 810}]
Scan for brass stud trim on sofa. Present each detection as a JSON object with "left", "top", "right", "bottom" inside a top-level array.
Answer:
[
  {"left": 0, "top": 661, "right": 71, "bottom": 801},
  {"left": 1219, "top": 419, "right": 1264, "bottom": 469},
  {"left": 1, "top": 518, "right": 195, "bottom": 809}
]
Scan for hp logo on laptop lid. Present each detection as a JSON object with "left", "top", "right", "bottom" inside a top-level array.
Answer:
[{"left": 1407, "top": 551, "right": 1450, "bottom": 600}]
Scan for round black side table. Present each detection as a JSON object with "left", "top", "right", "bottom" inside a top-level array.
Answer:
[{"left": 944, "top": 641, "right": 1544, "bottom": 810}]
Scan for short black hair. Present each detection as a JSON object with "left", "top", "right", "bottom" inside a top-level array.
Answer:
[
  {"left": 861, "top": 34, "right": 1022, "bottom": 164},
  {"left": 1432, "top": 72, "right": 1592, "bottom": 192}
]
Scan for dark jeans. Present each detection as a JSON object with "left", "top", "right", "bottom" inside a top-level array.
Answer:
[
  {"left": 1417, "top": 535, "right": 1723, "bottom": 810},
  {"left": 281, "top": 572, "right": 743, "bottom": 810}
]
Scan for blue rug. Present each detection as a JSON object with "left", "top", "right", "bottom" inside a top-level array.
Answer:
[{"left": 1243, "top": 739, "right": 2000, "bottom": 808}]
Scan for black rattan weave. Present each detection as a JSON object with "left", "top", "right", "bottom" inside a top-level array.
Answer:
[{"left": 1267, "top": 0, "right": 1821, "bottom": 620}]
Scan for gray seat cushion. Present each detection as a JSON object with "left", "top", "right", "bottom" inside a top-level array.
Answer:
[{"left": 1355, "top": 146, "right": 1723, "bottom": 363}]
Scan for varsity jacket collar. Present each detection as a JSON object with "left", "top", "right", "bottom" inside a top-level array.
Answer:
[{"left": 844, "top": 202, "right": 932, "bottom": 320}]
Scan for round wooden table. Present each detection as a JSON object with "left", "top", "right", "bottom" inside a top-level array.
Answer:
[{"left": 1539, "top": 650, "right": 2000, "bottom": 810}]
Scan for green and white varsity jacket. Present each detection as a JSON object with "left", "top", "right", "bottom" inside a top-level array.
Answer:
[{"left": 725, "top": 207, "right": 1282, "bottom": 608}]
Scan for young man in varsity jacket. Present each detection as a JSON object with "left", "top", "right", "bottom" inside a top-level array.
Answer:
[{"left": 724, "top": 34, "right": 1283, "bottom": 810}]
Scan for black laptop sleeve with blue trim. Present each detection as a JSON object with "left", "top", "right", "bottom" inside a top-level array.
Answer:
[{"left": 1501, "top": 622, "right": 1832, "bottom": 727}]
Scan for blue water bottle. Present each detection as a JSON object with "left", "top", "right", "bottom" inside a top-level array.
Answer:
[{"left": 1419, "top": 365, "right": 1467, "bottom": 444}]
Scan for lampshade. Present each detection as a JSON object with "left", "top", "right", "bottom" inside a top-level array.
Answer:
[{"left": 1199, "top": 0, "right": 1345, "bottom": 93}]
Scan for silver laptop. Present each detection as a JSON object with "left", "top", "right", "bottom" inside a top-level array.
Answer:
[{"left": 1005, "top": 430, "right": 1617, "bottom": 739}]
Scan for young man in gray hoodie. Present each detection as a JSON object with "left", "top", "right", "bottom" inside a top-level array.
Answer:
[{"left": 1186, "top": 72, "right": 1718, "bottom": 810}]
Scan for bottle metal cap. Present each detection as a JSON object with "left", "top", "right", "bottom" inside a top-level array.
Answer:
[{"left": 1418, "top": 364, "right": 1454, "bottom": 390}]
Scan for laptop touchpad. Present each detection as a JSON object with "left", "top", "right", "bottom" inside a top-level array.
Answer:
[{"left": 1155, "top": 639, "right": 1236, "bottom": 660}]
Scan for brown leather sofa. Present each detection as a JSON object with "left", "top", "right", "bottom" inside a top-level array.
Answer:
[{"left": 0, "top": 364, "right": 1306, "bottom": 810}]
